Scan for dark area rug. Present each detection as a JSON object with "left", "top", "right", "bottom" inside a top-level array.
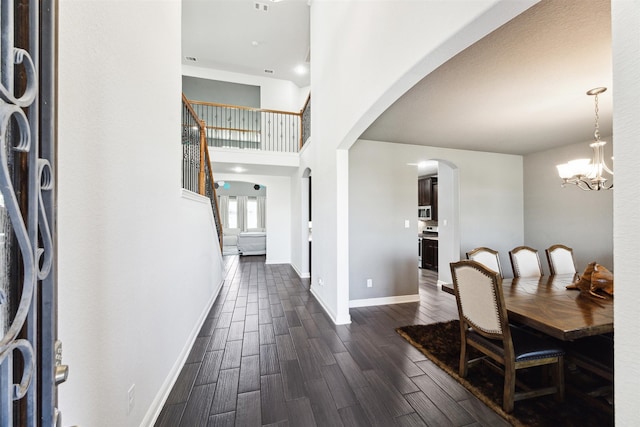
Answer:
[{"left": 397, "top": 320, "right": 614, "bottom": 427}]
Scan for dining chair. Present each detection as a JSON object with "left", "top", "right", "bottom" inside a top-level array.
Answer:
[
  {"left": 450, "top": 260, "right": 565, "bottom": 413},
  {"left": 545, "top": 244, "right": 577, "bottom": 275},
  {"left": 509, "top": 246, "right": 543, "bottom": 278},
  {"left": 466, "top": 246, "right": 503, "bottom": 278}
]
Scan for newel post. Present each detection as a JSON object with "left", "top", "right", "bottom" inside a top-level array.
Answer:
[{"left": 198, "top": 119, "right": 206, "bottom": 196}]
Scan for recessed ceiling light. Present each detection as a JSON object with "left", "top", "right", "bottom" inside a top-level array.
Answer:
[
  {"left": 233, "top": 166, "right": 246, "bottom": 173},
  {"left": 251, "top": 41, "right": 259, "bottom": 47},
  {"left": 294, "top": 64, "right": 307, "bottom": 75}
]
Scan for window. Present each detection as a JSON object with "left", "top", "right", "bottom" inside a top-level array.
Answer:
[
  {"left": 247, "top": 197, "right": 257, "bottom": 229},
  {"left": 228, "top": 197, "right": 237, "bottom": 228}
]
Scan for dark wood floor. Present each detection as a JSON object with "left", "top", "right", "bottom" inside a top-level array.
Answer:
[{"left": 155, "top": 256, "right": 510, "bottom": 427}]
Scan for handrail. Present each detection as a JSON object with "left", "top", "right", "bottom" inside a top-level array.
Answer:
[
  {"left": 182, "top": 93, "right": 223, "bottom": 250},
  {"left": 202, "top": 134, "right": 223, "bottom": 250},
  {"left": 189, "top": 99, "right": 300, "bottom": 116},
  {"left": 183, "top": 92, "right": 200, "bottom": 120}
]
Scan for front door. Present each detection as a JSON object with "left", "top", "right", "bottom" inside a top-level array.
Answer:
[{"left": 0, "top": 0, "right": 63, "bottom": 425}]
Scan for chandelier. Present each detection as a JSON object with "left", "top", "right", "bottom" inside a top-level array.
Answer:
[{"left": 556, "top": 87, "right": 613, "bottom": 191}]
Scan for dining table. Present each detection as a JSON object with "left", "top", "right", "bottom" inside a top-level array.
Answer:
[{"left": 442, "top": 273, "right": 614, "bottom": 341}]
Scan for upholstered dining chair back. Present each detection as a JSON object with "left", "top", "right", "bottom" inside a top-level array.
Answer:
[
  {"left": 450, "top": 260, "right": 565, "bottom": 413},
  {"left": 466, "top": 247, "right": 504, "bottom": 278},
  {"left": 450, "top": 260, "right": 506, "bottom": 338},
  {"left": 545, "top": 244, "right": 577, "bottom": 275},
  {"left": 509, "top": 246, "right": 543, "bottom": 278}
]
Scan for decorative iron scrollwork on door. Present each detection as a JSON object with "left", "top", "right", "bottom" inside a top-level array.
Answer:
[{"left": 1, "top": 0, "right": 57, "bottom": 425}]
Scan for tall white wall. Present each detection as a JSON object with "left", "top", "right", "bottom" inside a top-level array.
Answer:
[
  {"left": 58, "top": 2, "right": 224, "bottom": 426},
  {"left": 612, "top": 1, "right": 640, "bottom": 423},
  {"left": 524, "top": 138, "right": 613, "bottom": 273},
  {"left": 310, "top": 0, "right": 537, "bottom": 323},
  {"left": 216, "top": 173, "right": 292, "bottom": 265}
]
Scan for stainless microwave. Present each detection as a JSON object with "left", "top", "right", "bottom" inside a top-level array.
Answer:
[{"left": 418, "top": 206, "right": 431, "bottom": 220}]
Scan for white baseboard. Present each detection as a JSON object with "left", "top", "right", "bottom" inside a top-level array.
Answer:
[
  {"left": 265, "top": 258, "right": 290, "bottom": 265},
  {"left": 290, "top": 262, "right": 310, "bottom": 279},
  {"left": 143, "top": 277, "right": 224, "bottom": 426},
  {"left": 349, "top": 293, "right": 421, "bottom": 308},
  {"left": 310, "top": 285, "right": 351, "bottom": 325}
]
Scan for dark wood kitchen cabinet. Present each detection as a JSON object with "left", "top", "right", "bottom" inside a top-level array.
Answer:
[
  {"left": 421, "top": 238, "right": 438, "bottom": 271},
  {"left": 418, "top": 177, "right": 430, "bottom": 206},
  {"left": 418, "top": 176, "right": 438, "bottom": 220}
]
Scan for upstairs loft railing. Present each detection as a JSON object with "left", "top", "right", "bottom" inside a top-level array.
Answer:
[
  {"left": 188, "top": 97, "right": 311, "bottom": 153},
  {"left": 301, "top": 93, "right": 311, "bottom": 146},
  {"left": 182, "top": 94, "right": 223, "bottom": 249}
]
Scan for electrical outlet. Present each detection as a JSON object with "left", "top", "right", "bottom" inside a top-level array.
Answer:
[
  {"left": 318, "top": 278, "right": 324, "bottom": 286},
  {"left": 404, "top": 220, "right": 410, "bottom": 228},
  {"left": 366, "top": 279, "right": 373, "bottom": 288},
  {"left": 127, "top": 384, "right": 135, "bottom": 414}
]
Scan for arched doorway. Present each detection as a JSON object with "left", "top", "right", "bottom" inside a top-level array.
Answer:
[{"left": 417, "top": 159, "right": 460, "bottom": 286}]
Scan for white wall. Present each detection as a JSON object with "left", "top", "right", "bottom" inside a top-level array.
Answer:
[
  {"left": 216, "top": 180, "right": 267, "bottom": 197},
  {"left": 216, "top": 173, "right": 292, "bottom": 265},
  {"left": 349, "top": 140, "right": 523, "bottom": 299},
  {"left": 182, "top": 65, "right": 306, "bottom": 112},
  {"left": 612, "top": 1, "right": 640, "bottom": 423},
  {"left": 58, "top": 2, "right": 224, "bottom": 426},
  {"left": 524, "top": 138, "right": 613, "bottom": 273},
  {"left": 309, "top": 0, "right": 537, "bottom": 323}
]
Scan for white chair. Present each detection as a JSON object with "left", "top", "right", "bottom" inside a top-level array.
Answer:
[
  {"left": 466, "top": 247, "right": 503, "bottom": 278},
  {"left": 545, "top": 244, "right": 577, "bottom": 275},
  {"left": 450, "top": 260, "right": 565, "bottom": 413},
  {"left": 222, "top": 227, "right": 240, "bottom": 247},
  {"left": 509, "top": 246, "right": 543, "bottom": 278}
]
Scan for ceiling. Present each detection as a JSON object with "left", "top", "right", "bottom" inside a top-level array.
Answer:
[
  {"left": 182, "top": 0, "right": 311, "bottom": 88},
  {"left": 362, "top": 0, "right": 612, "bottom": 155},
  {"left": 182, "top": 0, "right": 612, "bottom": 159}
]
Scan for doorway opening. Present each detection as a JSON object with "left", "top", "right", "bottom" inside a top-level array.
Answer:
[
  {"left": 416, "top": 159, "right": 460, "bottom": 288},
  {"left": 301, "top": 168, "right": 312, "bottom": 278},
  {"left": 216, "top": 180, "right": 267, "bottom": 256}
]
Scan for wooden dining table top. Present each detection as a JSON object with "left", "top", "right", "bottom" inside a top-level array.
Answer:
[{"left": 443, "top": 274, "right": 614, "bottom": 341}]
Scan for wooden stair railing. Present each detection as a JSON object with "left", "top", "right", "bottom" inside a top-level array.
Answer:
[{"left": 182, "top": 93, "right": 223, "bottom": 250}]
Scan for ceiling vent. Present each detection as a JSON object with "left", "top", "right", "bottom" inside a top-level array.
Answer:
[
  {"left": 264, "top": 69, "right": 274, "bottom": 74},
  {"left": 254, "top": 2, "right": 269, "bottom": 12},
  {"left": 185, "top": 56, "right": 197, "bottom": 62}
]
